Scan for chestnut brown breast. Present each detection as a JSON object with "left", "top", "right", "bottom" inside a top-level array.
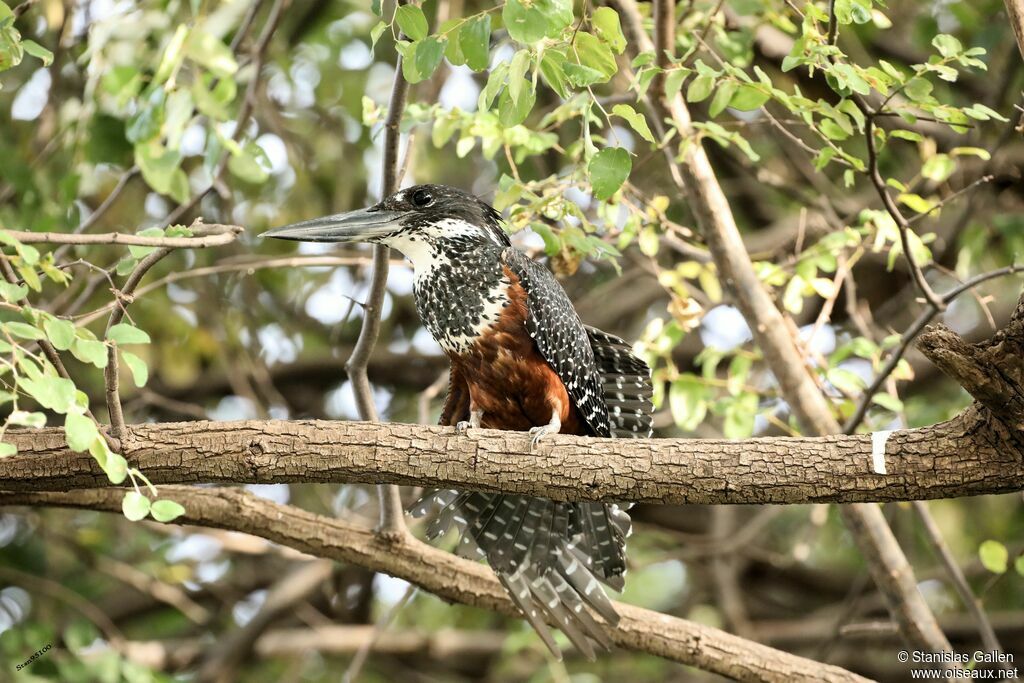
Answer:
[{"left": 444, "top": 266, "right": 588, "bottom": 435}]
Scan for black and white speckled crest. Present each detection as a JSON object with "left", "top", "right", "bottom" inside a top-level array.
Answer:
[{"left": 378, "top": 184, "right": 509, "bottom": 247}]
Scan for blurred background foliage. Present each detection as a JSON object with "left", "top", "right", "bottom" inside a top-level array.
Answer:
[{"left": 0, "top": 0, "right": 1022, "bottom": 680}]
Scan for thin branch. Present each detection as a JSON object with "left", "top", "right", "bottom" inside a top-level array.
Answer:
[
  {"left": 348, "top": 0, "right": 412, "bottom": 538},
  {"left": 101, "top": 222, "right": 244, "bottom": 441},
  {"left": 2, "top": 486, "right": 871, "bottom": 683},
  {"left": 864, "top": 115, "right": 946, "bottom": 310},
  {"left": 73, "top": 255, "right": 392, "bottom": 327},
  {"left": 826, "top": 0, "right": 839, "bottom": 46},
  {"left": 2, "top": 225, "right": 242, "bottom": 248},
  {"left": 843, "top": 264, "right": 1024, "bottom": 433},
  {"left": 912, "top": 501, "right": 1010, "bottom": 668}
]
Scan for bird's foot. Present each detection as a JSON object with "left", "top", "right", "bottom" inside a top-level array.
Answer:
[
  {"left": 528, "top": 408, "right": 563, "bottom": 452},
  {"left": 528, "top": 422, "right": 560, "bottom": 452},
  {"left": 456, "top": 410, "right": 483, "bottom": 434}
]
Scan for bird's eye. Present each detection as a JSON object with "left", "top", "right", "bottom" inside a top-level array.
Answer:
[{"left": 411, "top": 189, "right": 433, "bottom": 208}]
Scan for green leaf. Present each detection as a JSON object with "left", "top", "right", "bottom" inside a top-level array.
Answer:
[
  {"left": 395, "top": 5, "right": 429, "bottom": 41},
  {"left": 154, "top": 25, "right": 189, "bottom": 84},
  {"left": 43, "top": 317, "right": 76, "bottom": 350},
  {"left": 107, "top": 323, "right": 151, "bottom": 345},
  {"left": 0, "top": 280, "right": 27, "bottom": 302},
  {"left": 8, "top": 410, "right": 46, "bottom": 428},
  {"left": 611, "top": 104, "right": 655, "bottom": 143},
  {"left": 370, "top": 20, "right": 387, "bottom": 50},
  {"left": 21, "top": 40, "right": 53, "bottom": 66},
  {"left": 903, "top": 77, "right": 934, "bottom": 103},
  {"left": 669, "top": 375, "right": 707, "bottom": 431},
  {"left": 708, "top": 80, "right": 738, "bottom": 117},
  {"left": 5, "top": 322, "right": 44, "bottom": 341},
  {"left": 538, "top": 49, "right": 570, "bottom": 98},
  {"left": 460, "top": 14, "right": 491, "bottom": 71},
  {"left": 185, "top": 30, "right": 237, "bottom": 77},
  {"left": 0, "top": 442, "right": 16, "bottom": 457},
  {"left": 503, "top": 0, "right": 573, "bottom": 44},
  {"left": 93, "top": 441, "right": 127, "bottom": 484},
  {"left": 121, "top": 351, "right": 149, "bottom": 388},
  {"left": 150, "top": 499, "right": 186, "bottom": 522},
  {"left": 979, "top": 540, "right": 1009, "bottom": 574},
  {"left": 21, "top": 375, "right": 76, "bottom": 413},
  {"left": 563, "top": 61, "right": 606, "bottom": 88},
  {"left": 570, "top": 32, "right": 616, "bottom": 83},
  {"left": 729, "top": 84, "right": 770, "bottom": 111},
  {"left": 122, "top": 491, "right": 151, "bottom": 522},
  {"left": 897, "top": 192, "right": 934, "bottom": 214},
  {"left": 413, "top": 36, "right": 445, "bottom": 82},
  {"left": 135, "top": 141, "right": 184, "bottom": 197},
  {"left": 686, "top": 74, "right": 715, "bottom": 103},
  {"left": 932, "top": 34, "right": 963, "bottom": 58},
  {"left": 921, "top": 154, "right": 955, "bottom": 183},
  {"left": 871, "top": 393, "right": 904, "bottom": 412},
  {"left": 65, "top": 412, "right": 100, "bottom": 452},
  {"left": 591, "top": 7, "right": 626, "bottom": 54},
  {"left": 71, "top": 338, "right": 109, "bottom": 368},
  {"left": 827, "top": 367, "right": 866, "bottom": 394},
  {"left": 1015, "top": 554, "right": 1024, "bottom": 577},
  {"left": 228, "top": 141, "right": 271, "bottom": 185},
  {"left": 442, "top": 20, "right": 465, "bottom": 65},
  {"left": 192, "top": 73, "right": 236, "bottom": 121},
  {"left": 497, "top": 78, "right": 536, "bottom": 126},
  {"left": 723, "top": 394, "right": 757, "bottom": 439},
  {"left": 588, "top": 147, "right": 631, "bottom": 200}
]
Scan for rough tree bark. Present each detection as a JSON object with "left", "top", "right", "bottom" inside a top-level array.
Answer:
[{"left": 0, "top": 405, "right": 1018, "bottom": 503}]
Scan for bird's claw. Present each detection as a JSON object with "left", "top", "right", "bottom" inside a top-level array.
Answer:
[
  {"left": 528, "top": 424, "right": 559, "bottom": 452},
  {"left": 456, "top": 411, "right": 483, "bottom": 435}
]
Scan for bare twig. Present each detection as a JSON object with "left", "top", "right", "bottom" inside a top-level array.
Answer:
[
  {"left": 347, "top": 1, "right": 412, "bottom": 539},
  {"left": 843, "top": 264, "right": 1024, "bottom": 432},
  {"left": 102, "top": 223, "right": 244, "bottom": 440},
  {"left": 826, "top": 0, "right": 839, "bottom": 46},
  {"left": 912, "top": 501, "right": 1010, "bottom": 669},
  {"left": 864, "top": 115, "right": 946, "bottom": 310},
  {"left": 3, "top": 225, "right": 242, "bottom": 248}
]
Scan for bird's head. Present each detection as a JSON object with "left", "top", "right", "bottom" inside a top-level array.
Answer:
[{"left": 261, "top": 184, "right": 510, "bottom": 264}]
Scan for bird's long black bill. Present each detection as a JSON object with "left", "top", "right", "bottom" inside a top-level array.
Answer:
[{"left": 259, "top": 207, "right": 403, "bottom": 243}]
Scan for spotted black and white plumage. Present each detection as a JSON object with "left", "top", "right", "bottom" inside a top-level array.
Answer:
[
  {"left": 263, "top": 183, "right": 654, "bottom": 660},
  {"left": 500, "top": 248, "right": 613, "bottom": 437}
]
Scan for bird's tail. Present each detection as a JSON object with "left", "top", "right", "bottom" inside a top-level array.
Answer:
[
  {"left": 409, "top": 491, "right": 631, "bottom": 660},
  {"left": 585, "top": 326, "right": 654, "bottom": 438}
]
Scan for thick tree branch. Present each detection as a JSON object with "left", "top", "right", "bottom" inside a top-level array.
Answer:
[
  {"left": 1, "top": 486, "right": 870, "bottom": 683},
  {"left": 0, "top": 406, "right": 1019, "bottom": 502}
]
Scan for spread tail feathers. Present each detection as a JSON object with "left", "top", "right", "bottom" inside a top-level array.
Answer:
[
  {"left": 410, "top": 491, "right": 631, "bottom": 660},
  {"left": 585, "top": 326, "right": 654, "bottom": 439}
]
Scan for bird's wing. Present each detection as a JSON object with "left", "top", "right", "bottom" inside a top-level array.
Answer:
[{"left": 500, "top": 248, "right": 611, "bottom": 437}]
